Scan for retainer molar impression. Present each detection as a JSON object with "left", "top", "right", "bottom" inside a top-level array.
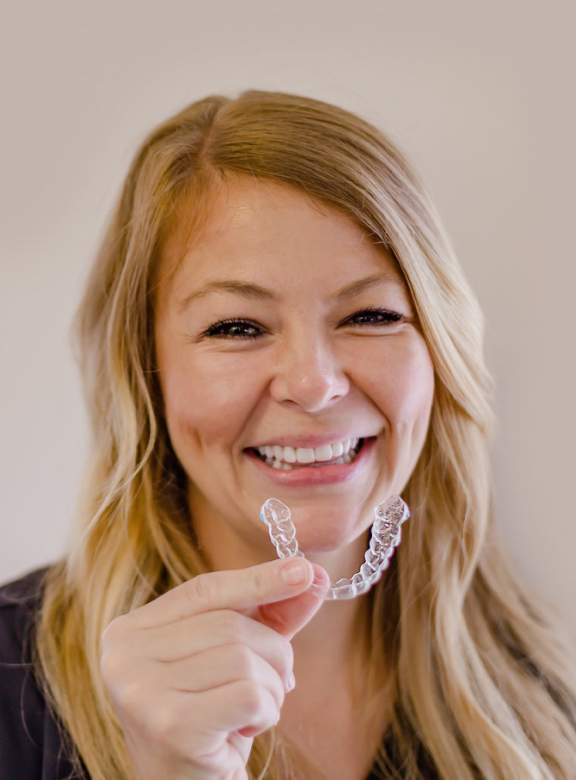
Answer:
[{"left": 260, "top": 495, "right": 409, "bottom": 600}]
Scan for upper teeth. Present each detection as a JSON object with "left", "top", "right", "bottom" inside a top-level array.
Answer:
[{"left": 256, "top": 438, "right": 360, "bottom": 464}]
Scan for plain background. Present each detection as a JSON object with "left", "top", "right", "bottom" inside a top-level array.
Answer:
[{"left": 1, "top": 0, "right": 575, "bottom": 644}]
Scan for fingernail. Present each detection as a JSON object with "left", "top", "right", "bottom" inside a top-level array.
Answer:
[
  {"left": 286, "top": 671, "right": 296, "bottom": 692},
  {"left": 280, "top": 559, "right": 308, "bottom": 585}
]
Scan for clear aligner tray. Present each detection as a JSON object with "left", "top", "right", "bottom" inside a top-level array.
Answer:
[{"left": 260, "top": 495, "right": 409, "bottom": 600}]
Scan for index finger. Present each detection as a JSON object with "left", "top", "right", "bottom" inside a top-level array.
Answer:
[{"left": 129, "top": 558, "right": 315, "bottom": 628}]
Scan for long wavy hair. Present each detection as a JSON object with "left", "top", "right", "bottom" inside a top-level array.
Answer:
[{"left": 36, "top": 90, "right": 576, "bottom": 779}]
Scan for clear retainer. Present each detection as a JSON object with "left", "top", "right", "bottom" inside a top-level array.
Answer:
[{"left": 260, "top": 495, "right": 409, "bottom": 600}]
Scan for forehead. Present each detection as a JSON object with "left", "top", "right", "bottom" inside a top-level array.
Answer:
[{"left": 158, "top": 176, "right": 407, "bottom": 303}]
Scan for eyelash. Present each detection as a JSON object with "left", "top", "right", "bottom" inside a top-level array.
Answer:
[{"left": 201, "top": 307, "right": 405, "bottom": 341}]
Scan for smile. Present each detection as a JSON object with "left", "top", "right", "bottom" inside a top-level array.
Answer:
[{"left": 253, "top": 438, "right": 364, "bottom": 470}]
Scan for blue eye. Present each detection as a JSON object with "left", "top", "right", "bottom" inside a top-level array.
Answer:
[
  {"left": 202, "top": 318, "right": 264, "bottom": 340},
  {"left": 342, "top": 307, "right": 404, "bottom": 327}
]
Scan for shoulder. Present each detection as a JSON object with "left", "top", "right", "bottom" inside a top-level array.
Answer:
[
  {"left": 0, "top": 567, "right": 50, "bottom": 695},
  {"left": 0, "top": 567, "right": 82, "bottom": 779},
  {"left": 0, "top": 567, "right": 48, "bottom": 652}
]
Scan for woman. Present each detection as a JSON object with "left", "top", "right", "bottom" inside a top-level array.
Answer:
[{"left": 1, "top": 90, "right": 575, "bottom": 780}]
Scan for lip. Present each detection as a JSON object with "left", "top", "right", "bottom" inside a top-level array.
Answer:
[{"left": 244, "top": 436, "right": 376, "bottom": 487}]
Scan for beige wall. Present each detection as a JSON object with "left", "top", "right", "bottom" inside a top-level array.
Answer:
[{"left": 1, "top": 0, "right": 575, "bottom": 643}]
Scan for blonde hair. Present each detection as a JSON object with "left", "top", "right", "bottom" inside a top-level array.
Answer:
[{"left": 36, "top": 90, "right": 576, "bottom": 779}]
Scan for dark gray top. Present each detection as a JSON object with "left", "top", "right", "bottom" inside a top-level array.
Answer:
[
  {"left": 0, "top": 568, "right": 82, "bottom": 779},
  {"left": 0, "top": 568, "right": 439, "bottom": 780}
]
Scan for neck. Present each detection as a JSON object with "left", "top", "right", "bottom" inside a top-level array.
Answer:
[
  {"left": 277, "top": 589, "right": 390, "bottom": 780},
  {"left": 291, "top": 587, "right": 371, "bottom": 685}
]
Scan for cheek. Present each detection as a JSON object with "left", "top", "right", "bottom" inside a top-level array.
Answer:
[
  {"left": 159, "top": 350, "right": 261, "bottom": 451},
  {"left": 395, "top": 354, "right": 435, "bottom": 430},
  {"left": 358, "top": 336, "right": 435, "bottom": 429}
]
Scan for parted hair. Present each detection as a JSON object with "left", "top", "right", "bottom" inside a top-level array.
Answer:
[{"left": 36, "top": 90, "right": 576, "bottom": 779}]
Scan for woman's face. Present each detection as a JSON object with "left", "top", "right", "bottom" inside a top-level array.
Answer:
[{"left": 155, "top": 177, "right": 434, "bottom": 573}]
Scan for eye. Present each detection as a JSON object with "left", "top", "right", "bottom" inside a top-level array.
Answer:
[
  {"left": 340, "top": 306, "right": 405, "bottom": 328},
  {"left": 200, "top": 318, "right": 266, "bottom": 341}
]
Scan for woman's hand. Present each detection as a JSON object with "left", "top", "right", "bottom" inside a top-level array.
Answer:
[{"left": 100, "top": 557, "right": 327, "bottom": 780}]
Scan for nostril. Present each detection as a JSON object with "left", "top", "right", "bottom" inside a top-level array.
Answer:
[{"left": 268, "top": 356, "right": 349, "bottom": 412}]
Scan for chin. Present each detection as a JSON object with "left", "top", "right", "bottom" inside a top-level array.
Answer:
[{"left": 291, "top": 513, "right": 369, "bottom": 555}]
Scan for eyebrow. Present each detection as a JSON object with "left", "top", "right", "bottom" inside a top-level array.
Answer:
[
  {"left": 335, "top": 272, "right": 409, "bottom": 299},
  {"left": 178, "top": 272, "right": 408, "bottom": 313},
  {"left": 179, "top": 281, "right": 277, "bottom": 312}
]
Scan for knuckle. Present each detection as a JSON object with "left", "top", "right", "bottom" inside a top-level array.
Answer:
[
  {"left": 186, "top": 573, "right": 218, "bottom": 609},
  {"left": 237, "top": 681, "right": 270, "bottom": 719},
  {"left": 274, "top": 684, "right": 286, "bottom": 712},
  {"left": 146, "top": 701, "right": 181, "bottom": 743},
  {"left": 250, "top": 566, "right": 269, "bottom": 603},
  {"left": 99, "top": 646, "right": 119, "bottom": 685},
  {"left": 218, "top": 610, "right": 245, "bottom": 641},
  {"left": 267, "top": 674, "right": 285, "bottom": 712},
  {"left": 267, "top": 633, "right": 293, "bottom": 679},
  {"left": 100, "top": 615, "right": 124, "bottom": 649},
  {"left": 99, "top": 619, "right": 137, "bottom": 687},
  {"left": 110, "top": 672, "right": 148, "bottom": 715},
  {"left": 230, "top": 643, "right": 258, "bottom": 679},
  {"left": 100, "top": 643, "right": 129, "bottom": 689},
  {"left": 280, "top": 635, "right": 294, "bottom": 668}
]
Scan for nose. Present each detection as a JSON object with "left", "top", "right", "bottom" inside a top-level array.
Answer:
[{"left": 268, "top": 331, "right": 350, "bottom": 412}]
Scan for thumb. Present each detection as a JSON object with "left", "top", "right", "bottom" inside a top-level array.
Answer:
[{"left": 252, "top": 564, "right": 329, "bottom": 639}]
